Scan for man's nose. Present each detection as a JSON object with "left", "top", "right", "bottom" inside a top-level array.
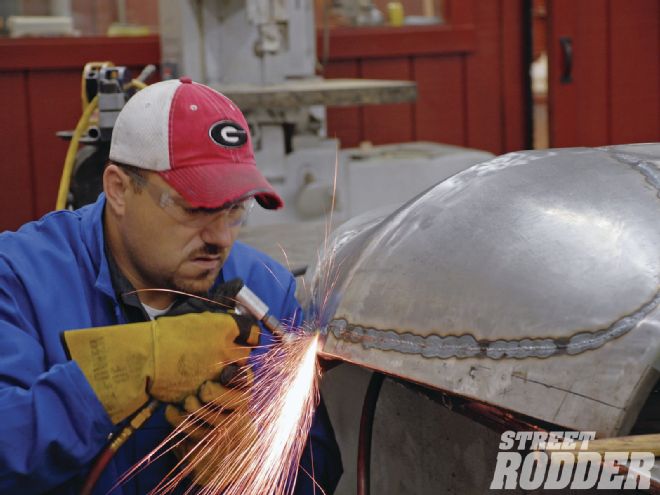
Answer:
[{"left": 200, "top": 216, "right": 234, "bottom": 247}]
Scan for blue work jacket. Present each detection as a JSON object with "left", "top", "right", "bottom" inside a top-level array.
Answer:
[{"left": 0, "top": 195, "right": 341, "bottom": 494}]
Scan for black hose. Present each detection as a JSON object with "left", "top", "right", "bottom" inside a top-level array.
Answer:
[
  {"left": 357, "top": 372, "right": 385, "bottom": 495},
  {"left": 291, "top": 266, "right": 308, "bottom": 278}
]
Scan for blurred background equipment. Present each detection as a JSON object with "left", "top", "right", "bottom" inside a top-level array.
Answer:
[
  {"left": 56, "top": 62, "right": 155, "bottom": 209},
  {"left": 6, "top": 1, "right": 657, "bottom": 232},
  {"left": 6, "top": 15, "right": 73, "bottom": 37},
  {"left": 158, "top": 0, "right": 489, "bottom": 226},
  {"left": 57, "top": 0, "right": 490, "bottom": 226}
]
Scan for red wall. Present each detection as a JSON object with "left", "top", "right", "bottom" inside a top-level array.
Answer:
[
  {"left": 2, "top": 2, "right": 656, "bottom": 231},
  {"left": 319, "top": 0, "right": 528, "bottom": 155},
  {"left": 0, "top": 3, "right": 528, "bottom": 232},
  {"left": 0, "top": 36, "right": 159, "bottom": 231},
  {"left": 547, "top": 0, "right": 660, "bottom": 147}
]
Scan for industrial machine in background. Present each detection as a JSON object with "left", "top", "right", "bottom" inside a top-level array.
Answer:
[
  {"left": 57, "top": 62, "right": 156, "bottom": 210},
  {"left": 60, "top": 1, "right": 492, "bottom": 224},
  {"left": 158, "top": 0, "right": 492, "bottom": 226}
]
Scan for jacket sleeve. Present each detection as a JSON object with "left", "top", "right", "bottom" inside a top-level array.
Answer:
[{"left": 0, "top": 268, "right": 114, "bottom": 493}]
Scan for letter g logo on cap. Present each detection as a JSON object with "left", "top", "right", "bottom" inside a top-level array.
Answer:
[{"left": 209, "top": 121, "right": 248, "bottom": 147}]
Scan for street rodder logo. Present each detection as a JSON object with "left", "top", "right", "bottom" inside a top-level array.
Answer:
[{"left": 490, "top": 431, "right": 655, "bottom": 490}]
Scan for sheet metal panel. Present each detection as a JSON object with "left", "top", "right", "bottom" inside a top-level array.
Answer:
[{"left": 311, "top": 144, "right": 660, "bottom": 436}]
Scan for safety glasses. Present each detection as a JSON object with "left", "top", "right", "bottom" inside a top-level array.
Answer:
[{"left": 142, "top": 178, "right": 255, "bottom": 229}]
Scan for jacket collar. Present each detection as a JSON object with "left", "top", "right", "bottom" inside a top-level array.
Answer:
[{"left": 80, "top": 193, "right": 115, "bottom": 299}]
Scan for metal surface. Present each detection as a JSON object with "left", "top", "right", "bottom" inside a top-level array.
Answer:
[
  {"left": 309, "top": 144, "right": 660, "bottom": 437},
  {"left": 340, "top": 142, "right": 493, "bottom": 221},
  {"left": 235, "top": 284, "right": 286, "bottom": 338},
  {"left": 236, "top": 285, "right": 270, "bottom": 320}
]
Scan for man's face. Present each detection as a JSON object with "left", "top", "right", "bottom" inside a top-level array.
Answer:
[{"left": 115, "top": 170, "right": 244, "bottom": 298}]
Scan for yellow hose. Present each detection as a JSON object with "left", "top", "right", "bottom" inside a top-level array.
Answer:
[
  {"left": 127, "top": 79, "right": 147, "bottom": 90},
  {"left": 57, "top": 68, "right": 150, "bottom": 210},
  {"left": 55, "top": 95, "right": 99, "bottom": 210}
]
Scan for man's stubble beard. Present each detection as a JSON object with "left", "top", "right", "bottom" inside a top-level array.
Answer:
[
  {"left": 166, "top": 256, "right": 226, "bottom": 297},
  {"left": 168, "top": 269, "right": 219, "bottom": 297}
]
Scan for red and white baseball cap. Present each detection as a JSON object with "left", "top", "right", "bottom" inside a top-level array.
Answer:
[{"left": 109, "top": 77, "right": 283, "bottom": 209}]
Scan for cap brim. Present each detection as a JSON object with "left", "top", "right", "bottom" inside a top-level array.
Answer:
[{"left": 159, "top": 163, "right": 284, "bottom": 210}]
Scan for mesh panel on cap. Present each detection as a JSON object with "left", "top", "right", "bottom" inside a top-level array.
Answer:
[{"left": 109, "top": 80, "right": 179, "bottom": 171}]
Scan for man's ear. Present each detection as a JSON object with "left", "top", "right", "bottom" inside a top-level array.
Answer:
[{"left": 103, "top": 163, "right": 129, "bottom": 217}]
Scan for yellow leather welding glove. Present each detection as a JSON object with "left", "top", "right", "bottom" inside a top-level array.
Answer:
[
  {"left": 62, "top": 312, "right": 259, "bottom": 424},
  {"left": 165, "top": 367, "right": 254, "bottom": 437},
  {"left": 164, "top": 374, "right": 256, "bottom": 488}
]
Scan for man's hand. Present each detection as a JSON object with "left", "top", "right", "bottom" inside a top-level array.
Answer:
[
  {"left": 62, "top": 312, "right": 259, "bottom": 424},
  {"left": 164, "top": 374, "right": 255, "bottom": 489}
]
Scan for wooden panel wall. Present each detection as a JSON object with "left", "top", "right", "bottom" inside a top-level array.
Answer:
[
  {"left": 414, "top": 55, "right": 464, "bottom": 145},
  {"left": 0, "top": 72, "right": 33, "bottom": 228},
  {"left": 464, "top": 1, "right": 503, "bottom": 153},
  {"left": 28, "top": 71, "right": 85, "bottom": 216},
  {"left": 0, "top": 36, "right": 159, "bottom": 231},
  {"left": 547, "top": 0, "right": 659, "bottom": 147},
  {"left": 320, "top": 0, "right": 527, "bottom": 155},
  {"left": 1, "top": 4, "right": 527, "bottom": 231},
  {"left": 362, "top": 57, "right": 415, "bottom": 144},
  {"left": 322, "top": 61, "right": 363, "bottom": 146},
  {"left": 608, "top": 0, "right": 659, "bottom": 144}
]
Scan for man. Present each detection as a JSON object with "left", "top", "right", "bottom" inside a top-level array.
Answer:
[{"left": 0, "top": 78, "right": 342, "bottom": 493}]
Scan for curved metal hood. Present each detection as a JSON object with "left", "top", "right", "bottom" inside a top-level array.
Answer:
[{"left": 308, "top": 144, "right": 660, "bottom": 436}]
